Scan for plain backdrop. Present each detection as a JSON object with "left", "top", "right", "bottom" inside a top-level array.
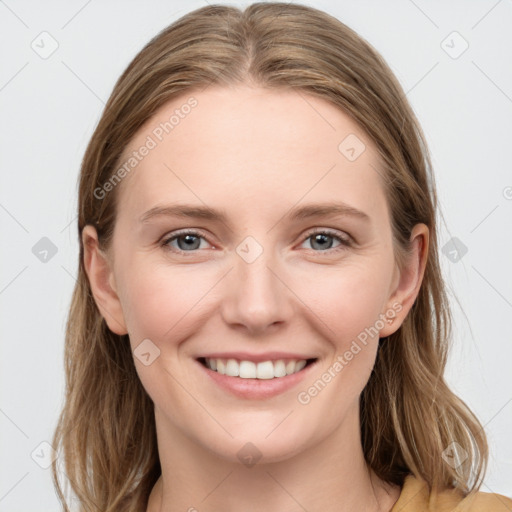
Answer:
[{"left": 1, "top": 0, "right": 511, "bottom": 510}]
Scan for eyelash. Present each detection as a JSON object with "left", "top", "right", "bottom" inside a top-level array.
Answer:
[{"left": 160, "top": 228, "right": 352, "bottom": 255}]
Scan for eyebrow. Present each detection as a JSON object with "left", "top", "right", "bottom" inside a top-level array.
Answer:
[{"left": 139, "top": 201, "right": 371, "bottom": 225}]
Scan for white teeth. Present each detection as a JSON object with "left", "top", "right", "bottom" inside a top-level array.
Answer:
[
  {"left": 216, "top": 359, "right": 226, "bottom": 375},
  {"left": 239, "top": 360, "right": 256, "bottom": 378},
  {"left": 225, "top": 358, "right": 239, "bottom": 377},
  {"left": 285, "top": 360, "right": 296, "bottom": 375},
  {"left": 204, "top": 358, "right": 311, "bottom": 379},
  {"left": 295, "top": 360, "right": 307, "bottom": 372},
  {"left": 256, "top": 361, "right": 274, "bottom": 379},
  {"left": 273, "top": 360, "right": 286, "bottom": 377}
]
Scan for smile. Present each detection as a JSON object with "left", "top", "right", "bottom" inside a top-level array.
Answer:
[{"left": 198, "top": 357, "right": 317, "bottom": 379}]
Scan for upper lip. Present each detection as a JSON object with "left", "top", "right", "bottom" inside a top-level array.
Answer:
[{"left": 197, "top": 351, "right": 317, "bottom": 363}]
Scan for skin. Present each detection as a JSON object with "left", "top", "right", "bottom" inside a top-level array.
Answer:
[{"left": 83, "top": 85, "right": 429, "bottom": 512}]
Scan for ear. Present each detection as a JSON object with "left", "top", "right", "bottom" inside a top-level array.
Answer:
[
  {"left": 82, "top": 225, "right": 128, "bottom": 336},
  {"left": 379, "top": 223, "right": 429, "bottom": 337}
]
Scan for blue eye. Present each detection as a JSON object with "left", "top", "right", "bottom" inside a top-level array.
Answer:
[
  {"left": 161, "top": 228, "right": 351, "bottom": 255},
  {"left": 162, "top": 230, "right": 210, "bottom": 253},
  {"left": 301, "top": 229, "right": 351, "bottom": 252}
]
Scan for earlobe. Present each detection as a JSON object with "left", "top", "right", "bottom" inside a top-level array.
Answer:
[
  {"left": 82, "top": 225, "right": 128, "bottom": 336},
  {"left": 379, "top": 223, "right": 429, "bottom": 338}
]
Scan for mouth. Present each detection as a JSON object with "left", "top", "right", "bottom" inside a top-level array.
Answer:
[
  {"left": 195, "top": 355, "right": 318, "bottom": 400},
  {"left": 197, "top": 357, "right": 317, "bottom": 379}
]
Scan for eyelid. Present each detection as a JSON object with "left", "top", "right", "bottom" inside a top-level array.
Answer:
[
  {"left": 160, "top": 228, "right": 214, "bottom": 252},
  {"left": 302, "top": 227, "right": 352, "bottom": 244},
  {"left": 160, "top": 227, "right": 353, "bottom": 254},
  {"left": 299, "top": 227, "right": 353, "bottom": 253}
]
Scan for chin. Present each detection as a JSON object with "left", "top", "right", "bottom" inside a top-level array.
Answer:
[{"left": 190, "top": 415, "right": 317, "bottom": 466}]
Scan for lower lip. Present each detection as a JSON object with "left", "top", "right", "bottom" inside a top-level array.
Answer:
[{"left": 196, "top": 359, "right": 317, "bottom": 400}]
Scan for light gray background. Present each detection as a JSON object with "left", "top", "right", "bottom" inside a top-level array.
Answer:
[{"left": 1, "top": 0, "right": 511, "bottom": 510}]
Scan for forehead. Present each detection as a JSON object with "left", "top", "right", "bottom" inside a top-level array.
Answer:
[{"left": 114, "top": 85, "right": 387, "bottom": 224}]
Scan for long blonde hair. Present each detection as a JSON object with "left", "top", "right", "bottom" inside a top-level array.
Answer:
[{"left": 52, "top": 3, "right": 488, "bottom": 510}]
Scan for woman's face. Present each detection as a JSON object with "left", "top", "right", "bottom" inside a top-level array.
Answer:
[{"left": 84, "top": 85, "right": 426, "bottom": 463}]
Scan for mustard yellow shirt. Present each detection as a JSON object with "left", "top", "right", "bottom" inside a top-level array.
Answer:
[{"left": 391, "top": 475, "right": 512, "bottom": 511}]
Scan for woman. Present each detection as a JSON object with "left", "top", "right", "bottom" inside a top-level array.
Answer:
[{"left": 52, "top": 3, "right": 512, "bottom": 511}]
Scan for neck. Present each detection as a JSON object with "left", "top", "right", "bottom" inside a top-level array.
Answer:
[{"left": 147, "top": 404, "right": 400, "bottom": 512}]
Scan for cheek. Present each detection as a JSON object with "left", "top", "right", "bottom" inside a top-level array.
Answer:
[
  {"left": 117, "top": 260, "right": 217, "bottom": 343},
  {"left": 293, "top": 262, "right": 389, "bottom": 399},
  {"left": 119, "top": 252, "right": 392, "bottom": 349},
  {"left": 116, "top": 262, "right": 216, "bottom": 410},
  {"left": 294, "top": 261, "right": 390, "bottom": 345},
  {"left": 292, "top": 268, "right": 387, "bottom": 421}
]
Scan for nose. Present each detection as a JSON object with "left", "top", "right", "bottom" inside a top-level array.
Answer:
[{"left": 220, "top": 244, "right": 294, "bottom": 335}]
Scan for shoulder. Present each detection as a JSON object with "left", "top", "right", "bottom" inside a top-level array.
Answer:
[
  {"left": 391, "top": 474, "right": 512, "bottom": 512},
  {"left": 455, "top": 489, "right": 512, "bottom": 512}
]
